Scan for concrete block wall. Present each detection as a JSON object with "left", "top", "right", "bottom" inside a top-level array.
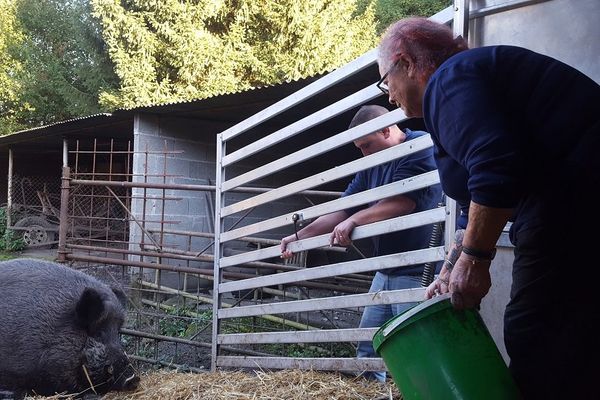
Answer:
[{"left": 129, "top": 113, "right": 333, "bottom": 288}]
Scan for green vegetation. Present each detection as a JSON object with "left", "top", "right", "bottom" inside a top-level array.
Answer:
[
  {"left": 358, "top": 0, "right": 452, "bottom": 35},
  {"left": 91, "top": 0, "right": 378, "bottom": 109},
  {"left": 1, "top": 0, "right": 450, "bottom": 134},
  {"left": 159, "top": 307, "right": 212, "bottom": 338},
  {"left": 0, "top": 0, "right": 118, "bottom": 135},
  {"left": 0, "top": 207, "right": 26, "bottom": 254},
  {"left": 155, "top": 305, "right": 355, "bottom": 358}
]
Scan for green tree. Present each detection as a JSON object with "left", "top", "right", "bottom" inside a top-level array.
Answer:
[
  {"left": 0, "top": 0, "right": 119, "bottom": 134},
  {"left": 0, "top": 0, "right": 30, "bottom": 134},
  {"left": 358, "top": 0, "right": 452, "bottom": 35},
  {"left": 91, "top": 0, "right": 379, "bottom": 109},
  {"left": 14, "top": 0, "right": 120, "bottom": 126}
]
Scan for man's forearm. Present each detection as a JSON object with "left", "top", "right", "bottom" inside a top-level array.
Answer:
[
  {"left": 463, "top": 201, "right": 513, "bottom": 253},
  {"left": 349, "top": 195, "right": 415, "bottom": 227},
  {"left": 296, "top": 210, "right": 349, "bottom": 239}
]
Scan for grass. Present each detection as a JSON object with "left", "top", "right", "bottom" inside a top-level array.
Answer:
[{"left": 0, "top": 251, "right": 21, "bottom": 261}]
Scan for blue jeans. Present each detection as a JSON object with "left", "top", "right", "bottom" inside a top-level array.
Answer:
[{"left": 357, "top": 272, "right": 421, "bottom": 382}]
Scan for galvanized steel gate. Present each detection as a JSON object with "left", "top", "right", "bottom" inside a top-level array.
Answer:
[{"left": 210, "top": 6, "right": 461, "bottom": 373}]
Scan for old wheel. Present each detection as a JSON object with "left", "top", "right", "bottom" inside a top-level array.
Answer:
[{"left": 13, "top": 216, "right": 56, "bottom": 247}]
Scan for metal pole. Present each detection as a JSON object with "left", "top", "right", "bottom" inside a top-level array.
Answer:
[
  {"left": 57, "top": 166, "right": 71, "bottom": 262},
  {"left": 446, "top": 0, "right": 469, "bottom": 253},
  {"left": 62, "top": 138, "right": 68, "bottom": 167},
  {"left": 453, "top": 0, "right": 470, "bottom": 42},
  {"left": 7, "top": 148, "right": 13, "bottom": 228}
]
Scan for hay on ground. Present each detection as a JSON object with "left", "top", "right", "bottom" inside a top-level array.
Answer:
[{"left": 27, "top": 369, "right": 401, "bottom": 400}]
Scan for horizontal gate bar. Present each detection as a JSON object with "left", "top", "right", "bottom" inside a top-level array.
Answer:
[
  {"left": 216, "top": 356, "right": 386, "bottom": 371},
  {"left": 218, "top": 328, "right": 380, "bottom": 345},
  {"left": 222, "top": 103, "right": 407, "bottom": 192},
  {"left": 221, "top": 169, "right": 439, "bottom": 242},
  {"left": 220, "top": 131, "right": 432, "bottom": 217},
  {"left": 222, "top": 84, "right": 382, "bottom": 168},
  {"left": 218, "top": 288, "right": 425, "bottom": 319},
  {"left": 221, "top": 207, "right": 444, "bottom": 267},
  {"left": 219, "top": 246, "right": 444, "bottom": 293}
]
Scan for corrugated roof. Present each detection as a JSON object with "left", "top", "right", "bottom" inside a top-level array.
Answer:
[
  {"left": 113, "top": 72, "right": 325, "bottom": 113},
  {"left": 0, "top": 64, "right": 380, "bottom": 154},
  {"left": 2, "top": 113, "right": 113, "bottom": 137}
]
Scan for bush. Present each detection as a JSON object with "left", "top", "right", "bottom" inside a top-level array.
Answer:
[{"left": 0, "top": 207, "right": 26, "bottom": 252}]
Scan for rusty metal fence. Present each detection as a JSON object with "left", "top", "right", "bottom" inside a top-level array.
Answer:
[{"left": 55, "top": 138, "right": 357, "bottom": 372}]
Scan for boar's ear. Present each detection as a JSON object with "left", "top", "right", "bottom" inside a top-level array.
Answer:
[
  {"left": 76, "top": 287, "right": 108, "bottom": 330},
  {"left": 111, "top": 286, "right": 128, "bottom": 309}
]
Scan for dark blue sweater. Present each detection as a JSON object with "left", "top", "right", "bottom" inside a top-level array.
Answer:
[
  {"left": 423, "top": 45, "right": 600, "bottom": 233},
  {"left": 342, "top": 129, "right": 442, "bottom": 275}
]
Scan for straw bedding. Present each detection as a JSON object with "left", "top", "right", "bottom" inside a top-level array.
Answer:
[{"left": 27, "top": 369, "right": 401, "bottom": 399}]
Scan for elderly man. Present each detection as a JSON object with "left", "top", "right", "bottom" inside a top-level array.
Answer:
[{"left": 377, "top": 17, "right": 600, "bottom": 398}]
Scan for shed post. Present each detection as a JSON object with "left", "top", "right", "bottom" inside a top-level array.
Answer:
[
  {"left": 7, "top": 148, "right": 13, "bottom": 228},
  {"left": 57, "top": 165, "right": 71, "bottom": 262}
]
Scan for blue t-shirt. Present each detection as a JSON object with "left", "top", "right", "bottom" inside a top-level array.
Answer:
[
  {"left": 342, "top": 129, "right": 442, "bottom": 275},
  {"left": 423, "top": 45, "right": 600, "bottom": 234}
]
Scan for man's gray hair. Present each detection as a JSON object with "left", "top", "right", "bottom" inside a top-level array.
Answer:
[{"left": 349, "top": 105, "right": 389, "bottom": 129}]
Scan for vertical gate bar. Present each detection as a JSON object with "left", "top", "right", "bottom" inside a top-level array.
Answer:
[
  {"left": 444, "top": 0, "right": 469, "bottom": 252},
  {"left": 75, "top": 140, "right": 80, "bottom": 175},
  {"left": 71, "top": 140, "right": 80, "bottom": 239},
  {"left": 453, "top": 0, "right": 470, "bottom": 41},
  {"left": 211, "top": 133, "right": 225, "bottom": 371},
  {"left": 124, "top": 140, "right": 132, "bottom": 247},
  {"left": 141, "top": 144, "right": 149, "bottom": 262}
]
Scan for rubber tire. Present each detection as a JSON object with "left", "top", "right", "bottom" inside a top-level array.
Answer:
[{"left": 13, "top": 216, "right": 57, "bottom": 247}]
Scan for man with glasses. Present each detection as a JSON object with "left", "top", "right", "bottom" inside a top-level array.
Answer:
[
  {"left": 377, "top": 17, "right": 600, "bottom": 398},
  {"left": 280, "top": 104, "right": 442, "bottom": 382}
]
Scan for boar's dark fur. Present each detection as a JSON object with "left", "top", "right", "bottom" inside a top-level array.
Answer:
[{"left": 0, "top": 258, "right": 139, "bottom": 398}]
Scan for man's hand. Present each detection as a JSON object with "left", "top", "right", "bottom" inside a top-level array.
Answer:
[
  {"left": 425, "top": 263, "right": 451, "bottom": 298},
  {"left": 280, "top": 234, "right": 298, "bottom": 259},
  {"left": 425, "top": 229, "right": 464, "bottom": 299},
  {"left": 329, "top": 219, "right": 357, "bottom": 247},
  {"left": 448, "top": 254, "right": 492, "bottom": 309}
]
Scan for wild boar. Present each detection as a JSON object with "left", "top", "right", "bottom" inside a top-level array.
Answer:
[{"left": 0, "top": 258, "right": 139, "bottom": 398}]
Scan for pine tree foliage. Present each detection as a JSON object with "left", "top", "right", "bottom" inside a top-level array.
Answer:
[
  {"left": 14, "top": 0, "right": 119, "bottom": 126},
  {"left": 92, "top": 0, "right": 379, "bottom": 109},
  {"left": 358, "top": 0, "right": 451, "bottom": 34},
  {"left": 0, "top": 0, "right": 119, "bottom": 135},
  {"left": 0, "top": 0, "right": 29, "bottom": 134},
  {"left": 1, "top": 0, "right": 450, "bottom": 134}
]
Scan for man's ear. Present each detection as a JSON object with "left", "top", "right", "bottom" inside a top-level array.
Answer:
[
  {"left": 380, "top": 127, "right": 390, "bottom": 139},
  {"left": 399, "top": 53, "right": 416, "bottom": 78}
]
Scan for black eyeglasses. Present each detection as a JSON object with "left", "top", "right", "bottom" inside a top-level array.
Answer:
[{"left": 376, "top": 59, "right": 401, "bottom": 95}]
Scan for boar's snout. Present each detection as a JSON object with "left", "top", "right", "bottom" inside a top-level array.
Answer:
[{"left": 115, "top": 364, "right": 140, "bottom": 391}]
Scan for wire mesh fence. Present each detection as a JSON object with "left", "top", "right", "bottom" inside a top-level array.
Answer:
[{"left": 7, "top": 175, "right": 61, "bottom": 248}]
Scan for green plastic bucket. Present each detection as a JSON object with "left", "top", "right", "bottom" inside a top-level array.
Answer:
[{"left": 373, "top": 293, "right": 520, "bottom": 400}]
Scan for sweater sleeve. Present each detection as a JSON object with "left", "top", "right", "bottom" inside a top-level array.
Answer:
[{"left": 425, "top": 61, "right": 526, "bottom": 209}]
